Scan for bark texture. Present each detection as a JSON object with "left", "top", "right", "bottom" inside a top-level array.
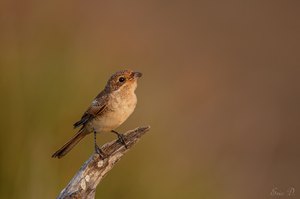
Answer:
[{"left": 56, "top": 126, "right": 150, "bottom": 199}]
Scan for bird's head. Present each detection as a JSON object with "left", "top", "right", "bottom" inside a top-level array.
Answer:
[{"left": 105, "top": 69, "right": 142, "bottom": 92}]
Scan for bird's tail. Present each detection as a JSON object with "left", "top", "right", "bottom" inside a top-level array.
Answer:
[{"left": 52, "top": 128, "right": 88, "bottom": 158}]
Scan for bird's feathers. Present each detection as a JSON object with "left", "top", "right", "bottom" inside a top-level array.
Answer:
[{"left": 73, "top": 91, "right": 108, "bottom": 128}]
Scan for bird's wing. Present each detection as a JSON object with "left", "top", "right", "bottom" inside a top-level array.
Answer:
[{"left": 73, "top": 91, "right": 109, "bottom": 128}]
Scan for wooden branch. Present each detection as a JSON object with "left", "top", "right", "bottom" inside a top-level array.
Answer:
[{"left": 56, "top": 126, "right": 150, "bottom": 199}]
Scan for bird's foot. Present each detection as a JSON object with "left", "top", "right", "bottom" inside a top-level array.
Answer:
[
  {"left": 95, "top": 144, "right": 107, "bottom": 159},
  {"left": 117, "top": 134, "right": 128, "bottom": 149},
  {"left": 111, "top": 130, "right": 128, "bottom": 149}
]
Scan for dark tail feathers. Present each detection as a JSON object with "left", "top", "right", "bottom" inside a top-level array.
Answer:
[{"left": 52, "top": 128, "right": 87, "bottom": 158}]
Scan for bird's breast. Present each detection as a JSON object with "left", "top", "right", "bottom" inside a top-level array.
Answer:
[{"left": 91, "top": 91, "right": 137, "bottom": 132}]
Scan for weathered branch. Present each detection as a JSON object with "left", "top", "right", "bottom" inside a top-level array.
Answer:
[{"left": 57, "top": 126, "right": 150, "bottom": 199}]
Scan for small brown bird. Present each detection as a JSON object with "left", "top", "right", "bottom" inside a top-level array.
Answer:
[{"left": 52, "top": 70, "right": 142, "bottom": 158}]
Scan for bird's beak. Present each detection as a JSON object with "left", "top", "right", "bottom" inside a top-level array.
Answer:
[{"left": 133, "top": 72, "right": 143, "bottom": 78}]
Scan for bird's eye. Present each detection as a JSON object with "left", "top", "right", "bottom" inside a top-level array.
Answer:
[{"left": 118, "top": 77, "right": 126, "bottom": 82}]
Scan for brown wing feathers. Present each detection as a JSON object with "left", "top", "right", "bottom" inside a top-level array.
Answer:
[{"left": 73, "top": 93, "right": 108, "bottom": 129}]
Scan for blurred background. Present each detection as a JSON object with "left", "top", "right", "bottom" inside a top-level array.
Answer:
[{"left": 0, "top": 0, "right": 299, "bottom": 198}]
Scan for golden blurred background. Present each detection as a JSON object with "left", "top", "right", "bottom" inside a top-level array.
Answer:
[{"left": 0, "top": 0, "right": 299, "bottom": 198}]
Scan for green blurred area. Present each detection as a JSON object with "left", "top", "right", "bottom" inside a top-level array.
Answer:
[{"left": 0, "top": 1, "right": 299, "bottom": 199}]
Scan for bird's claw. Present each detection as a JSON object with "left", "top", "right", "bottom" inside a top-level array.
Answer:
[
  {"left": 117, "top": 134, "right": 128, "bottom": 149},
  {"left": 95, "top": 144, "right": 107, "bottom": 159}
]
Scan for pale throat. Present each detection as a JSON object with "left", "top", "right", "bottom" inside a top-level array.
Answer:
[
  {"left": 110, "top": 81, "right": 138, "bottom": 109},
  {"left": 114, "top": 81, "right": 137, "bottom": 96}
]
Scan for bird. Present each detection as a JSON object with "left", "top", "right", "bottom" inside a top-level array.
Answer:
[{"left": 52, "top": 69, "right": 142, "bottom": 158}]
